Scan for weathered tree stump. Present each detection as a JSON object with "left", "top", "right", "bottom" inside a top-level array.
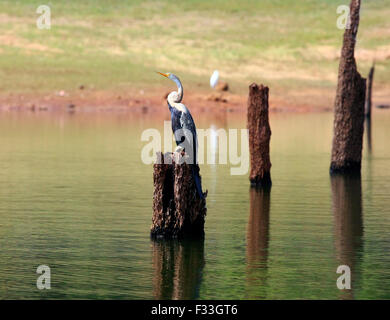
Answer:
[
  {"left": 330, "top": 0, "right": 366, "bottom": 175},
  {"left": 247, "top": 83, "right": 272, "bottom": 187},
  {"left": 151, "top": 152, "right": 207, "bottom": 239},
  {"left": 365, "top": 63, "right": 375, "bottom": 118}
]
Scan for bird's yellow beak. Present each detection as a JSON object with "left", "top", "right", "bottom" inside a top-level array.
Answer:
[{"left": 157, "top": 72, "right": 170, "bottom": 78}]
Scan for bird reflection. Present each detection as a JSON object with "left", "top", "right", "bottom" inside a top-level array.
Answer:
[
  {"left": 331, "top": 174, "right": 364, "bottom": 300},
  {"left": 246, "top": 187, "right": 271, "bottom": 299},
  {"left": 152, "top": 239, "right": 205, "bottom": 300}
]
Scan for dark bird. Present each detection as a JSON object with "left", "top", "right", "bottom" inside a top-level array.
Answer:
[{"left": 157, "top": 72, "right": 204, "bottom": 199}]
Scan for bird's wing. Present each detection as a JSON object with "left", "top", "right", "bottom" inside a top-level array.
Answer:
[
  {"left": 179, "top": 109, "right": 197, "bottom": 139},
  {"left": 179, "top": 109, "right": 198, "bottom": 163}
]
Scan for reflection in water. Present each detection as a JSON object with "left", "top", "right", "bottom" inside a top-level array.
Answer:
[
  {"left": 331, "top": 175, "right": 364, "bottom": 299},
  {"left": 246, "top": 187, "right": 271, "bottom": 299},
  {"left": 209, "top": 125, "right": 219, "bottom": 165},
  {"left": 365, "top": 117, "right": 372, "bottom": 153},
  {"left": 152, "top": 239, "right": 205, "bottom": 300}
]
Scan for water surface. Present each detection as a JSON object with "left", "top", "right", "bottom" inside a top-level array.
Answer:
[{"left": 0, "top": 111, "right": 389, "bottom": 299}]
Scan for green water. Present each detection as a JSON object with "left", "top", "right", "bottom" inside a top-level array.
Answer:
[{"left": 0, "top": 111, "right": 389, "bottom": 299}]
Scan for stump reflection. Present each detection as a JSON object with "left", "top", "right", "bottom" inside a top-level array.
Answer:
[
  {"left": 331, "top": 174, "right": 364, "bottom": 299},
  {"left": 152, "top": 239, "right": 205, "bottom": 300},
  {"left": 246, "top": 187, "right": 271, "bottom": 299},
  {"left": 365, "top": 117, "right": 372, "bottom": 153}
]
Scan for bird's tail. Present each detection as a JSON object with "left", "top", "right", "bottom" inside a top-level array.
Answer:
[{"left": 191, "top": 166, "right": 204, "bottom": 199}]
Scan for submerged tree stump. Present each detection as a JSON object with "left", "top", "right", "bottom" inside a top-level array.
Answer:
[
  {"left": 365, "top": 63, "right": 375, "bottom": 118},
  {"left": 247, "top": 83, "right": 272, "bottom": 187},
  {"left": 330, "top": 0, "right": 366, "bottom": 175},
  {"left": 151, "top": 152, "right": 207, "bottom": 238}
]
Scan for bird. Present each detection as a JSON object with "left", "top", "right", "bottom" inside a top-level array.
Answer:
[
  {"left": 157, "top": 72, "right": 204, "bottom": 199},
  {"left": 210, "top": 70, "right": 219, "bottom": 88}
]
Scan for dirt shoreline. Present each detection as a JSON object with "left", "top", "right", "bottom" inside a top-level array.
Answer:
[{"left": 0, "top": 87, "right": 388, "bottom": 114}]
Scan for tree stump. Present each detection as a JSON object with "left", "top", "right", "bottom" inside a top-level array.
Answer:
[
  {"left": 151, "top": 152, "right": 207, "bottom": 239},
  {"left": 365, "top": 63, "right": 375, "bottom": 118},
  {"left": 247, "top": 83, "right": 272, "bottom": 187},
  {"left": 330, "top": 0, "right": 366, "bottom": 175}
]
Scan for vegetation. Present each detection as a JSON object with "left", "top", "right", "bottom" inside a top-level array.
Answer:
[{"left": 0, "top": 0, "right": 389, "bottom": 100}]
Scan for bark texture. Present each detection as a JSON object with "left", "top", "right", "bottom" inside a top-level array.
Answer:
[
  {"left": 365, "top": 64, "right": 375, "bottom": 118},
  {"left": 151, "top": 152, "right": 207, "bottom": 238},
  {"left": 247, "top": 83, "right": 272, "bottom": 187},
  {"left": 330, "top": 0, "right": 366, "bottom": 174}
]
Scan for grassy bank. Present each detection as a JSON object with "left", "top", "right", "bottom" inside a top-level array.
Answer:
[{"left": 0, "top": 0, "right": 389, "bottom": 106}]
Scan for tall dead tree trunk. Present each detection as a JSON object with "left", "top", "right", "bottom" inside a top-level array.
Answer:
[
  {"left": 330, "top": 0, "right": 366, "bottom": 175},
  {"left": 247, "top": 83, "right": 272, "bottom": 187},
  {"left": 365, "top": 63, "right": 375, "bottom": 118},
  {"left": 151, "top": 152, "right": 207, "bottom": 238}
]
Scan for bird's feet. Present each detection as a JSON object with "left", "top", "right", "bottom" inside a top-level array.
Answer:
[
  {"left": 173, "top": 146, "right": 187, "bottom": 164},
  {"left": 175, "top": 146, "right": 184, "bottom": 155}
]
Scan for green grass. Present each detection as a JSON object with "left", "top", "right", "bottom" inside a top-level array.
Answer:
[{"left": 0, "top": 0, "right": 389, "bottom": 96}]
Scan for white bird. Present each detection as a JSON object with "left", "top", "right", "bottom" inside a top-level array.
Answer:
[{"left": 210, "top": 70, "right": 219, "bottom": 88}]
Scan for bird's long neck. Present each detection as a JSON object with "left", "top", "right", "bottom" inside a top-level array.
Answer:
[
  {"left": 172, "top": 77, "right": 183, "bottom": 103},
  {"left": 168, "top": 93, "right": 187, "bottom": 113}
]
